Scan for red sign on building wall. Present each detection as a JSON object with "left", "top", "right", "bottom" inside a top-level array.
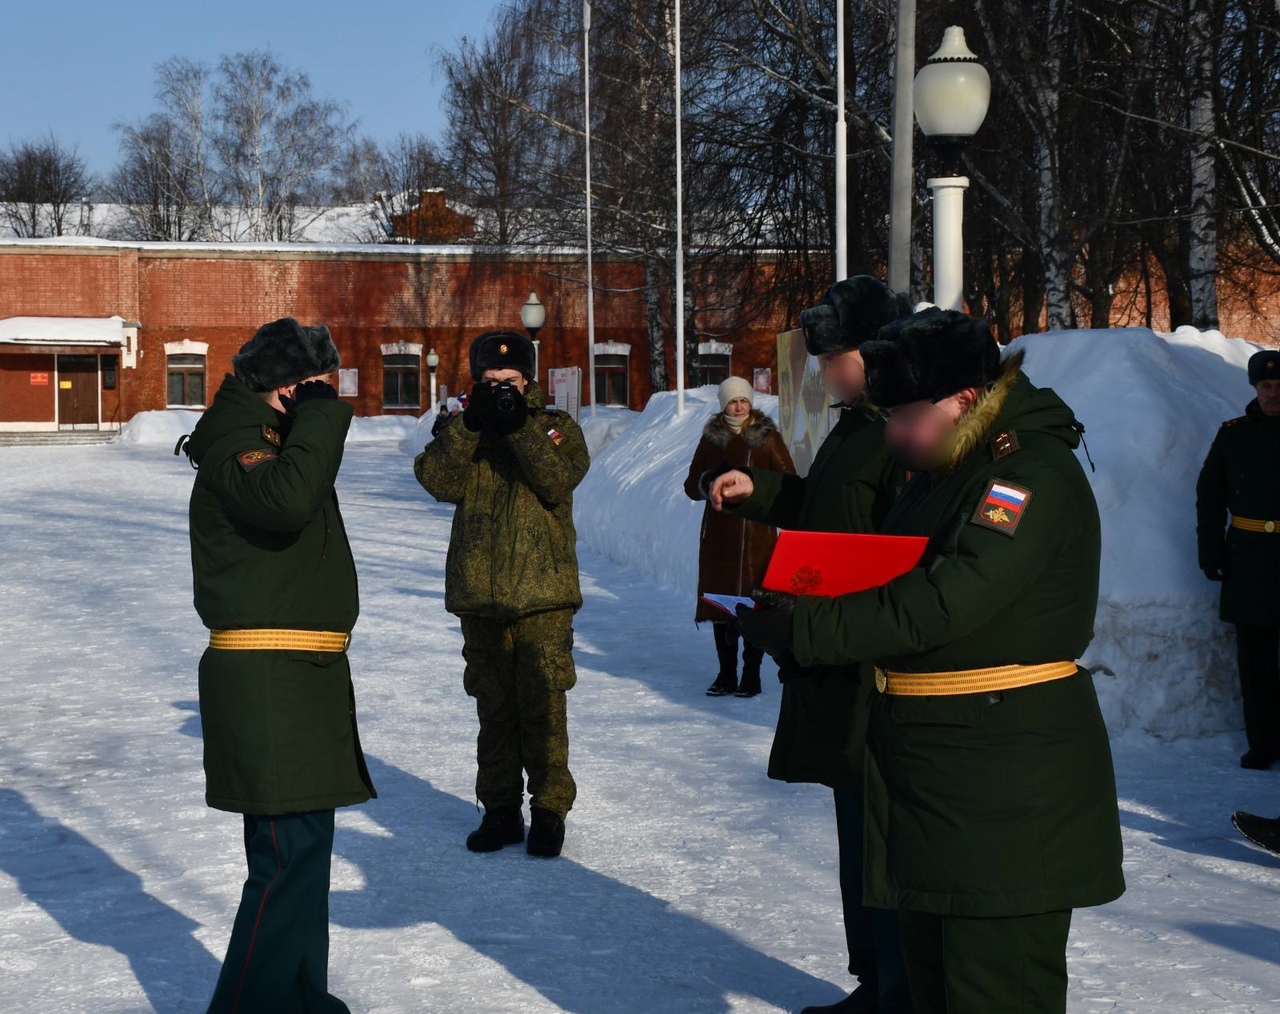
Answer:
[{"left": 29, "top": 373, "right": 48, "bottom": 386}]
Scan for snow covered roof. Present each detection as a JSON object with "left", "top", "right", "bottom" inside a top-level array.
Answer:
[{"left": 0, "top": 315, "right": 126, "bottom": 346}]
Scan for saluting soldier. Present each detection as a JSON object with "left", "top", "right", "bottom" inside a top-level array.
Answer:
[
  {"left": 182, "top": 317, "right": 376, "bottom": 1014},
  {"left": 708, "top": 276, "right": 913, "bottom": 1014},
  {"left": 1196, "top": 349, "right": 1280, "bottom": 769},
  {"left": 738, "top": 308, "right": 1125, "bottom": 1014},
  {"left": 414, "top": 331, "right": 589, "bottom": 858}
]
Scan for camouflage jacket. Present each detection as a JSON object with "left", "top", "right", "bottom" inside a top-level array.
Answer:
[{"left": 413, "top": 382, "right": 589, "bottom": 620}]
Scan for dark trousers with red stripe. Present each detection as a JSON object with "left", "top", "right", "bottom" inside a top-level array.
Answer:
[{"left": 206, "top": 810, "right": 349, "bottom": 1014}]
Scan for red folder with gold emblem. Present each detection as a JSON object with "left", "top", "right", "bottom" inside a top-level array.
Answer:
[{"left": 760, "top": 531, "right": 929, "bottom": 597}]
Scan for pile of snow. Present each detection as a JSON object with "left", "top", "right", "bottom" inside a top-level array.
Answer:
[
  {"left": 577, "top": 330, "right": 1264, "bottom": 740},
  {"left": 1011, "top": 326, "right": 1259, "bottom": 739},
  {"left": 122, "top": 408, "right": 427, "bottom": 447},
  {"left": 119, "top": 409, "right": 203, "bottom": 446},
  {"left": 575, "top": 386, "right": 777, "bottom": 595},
  {"left": 579, "top": 406, "right": 642, "bottom": 458},
  {"left": 346, "top": 415, "right": 423, "bottom": 443}
]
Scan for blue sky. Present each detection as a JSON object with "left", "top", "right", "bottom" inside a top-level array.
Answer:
[{"left": 0, "top": 0, "right": 507, "bottom": 180}]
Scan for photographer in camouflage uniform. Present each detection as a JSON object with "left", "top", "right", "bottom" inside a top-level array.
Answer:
[{"left": 414, "top": 331, "right": 589, "bottom": 858}]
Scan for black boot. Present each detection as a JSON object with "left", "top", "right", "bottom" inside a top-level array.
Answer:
[
  {"left": 706, "top": 622, "right": 739, "bottom": 696},
  {"left": 1233, "top": 811, "right": 1280, "bottom": 855},
  {"left": 1240, "top": 748, "right": 1275, "bottom": 770},
  {"left": 736, "top": 639, "right": 764, "bottom": 698},
  {"left": 799, "top": 983, "right": 877, "bottom": 1014},
  {"left": 466, "top": 805, "right": 524, "bottom": 852},
  {"left": 527, "top": 808, "right": 566, "bottom": 857}
]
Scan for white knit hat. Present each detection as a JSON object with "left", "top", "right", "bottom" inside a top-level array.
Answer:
[{"left": 718, "top": 376, "right": 754, "bottom": 411}]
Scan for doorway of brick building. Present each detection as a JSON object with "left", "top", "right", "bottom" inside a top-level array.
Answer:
[{"left": 56, "top": 355, "right": 100, "bottom": 430}]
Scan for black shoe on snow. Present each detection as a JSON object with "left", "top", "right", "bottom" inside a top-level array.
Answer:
[
  {"left": 799, "top": 984, "right": 877, "bottom": 1014},
  {"left": 526, "top": 808, "right": 566, "bottom": 857},
  {"left": 735, "top": 670, "right": 762, "bottom": 698},
  {"left": 1233, "top": 811, "right": 1280, "bottom": 855},
  {"left": 1240, "top": 749, "right": 1276, "bottom": 770},
  {"left": 466, "top": 806, "right": 524, "bottom": 852},
  {"left": 706, "top": 673, "right": 738, "bottom": 696}
]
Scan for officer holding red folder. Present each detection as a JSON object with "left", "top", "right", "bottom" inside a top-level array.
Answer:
[
  {"left": 737, "top": 308, "right": 1124, "bottom": 1014},
  {"left": 710, "top": 275, "right": 913, "bottom": 1014}
]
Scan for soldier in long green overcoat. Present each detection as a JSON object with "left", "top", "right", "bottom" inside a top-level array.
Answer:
[
  {"left": 1196, "top": 348, "right": 1280, "bottom": 769},
  {"left": 738, "top": 309, "right": 1125, "bottom": 1014},
  {"left": 709, "top": 276, "right": 913, "bottom": 1014},
  {"left": 414, "top": 331, "right": 589, "bottom": 858},
  {"left": 183, "top": 317, "right": 375, "bottom": 1014}
]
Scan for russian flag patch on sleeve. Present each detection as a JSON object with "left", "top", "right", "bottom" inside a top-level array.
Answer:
[{"left": 970, "top": 478, "right": 1033, "bottom": 536}]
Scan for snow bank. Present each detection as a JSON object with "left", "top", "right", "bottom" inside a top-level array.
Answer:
[
  {"left": 346, "top": 415, "right": 423, "bottom": 443},
  {"left": 120, "top": 409, "right": 203, "bottom": 445},
  {"left": 578, "top": 330, "right": 1263, "bottom": 740},
  {"left": 574, "top": 386, "right": 778, "bottom": 596},
  {"left": 122, "top": 408, "right": 426, "bottom": 446},
  {"left": 1010, "top": 326, "right": 1259, "bottom": 739},
  {"left": 580, "top": 406, "right": 642, "bottom": 457}
]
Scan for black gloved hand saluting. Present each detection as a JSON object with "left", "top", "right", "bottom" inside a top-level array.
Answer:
[
  {"left": 279, "top": 379, "right": 337, "bottom": 414},
  {"left": 293, "top": 379, "right": 338, "bottom": 403},
  {"left": 488, "top": 381, "right": 528, "bottom": 436},
  {"left": 736, "top": 587, "right": 797, "bottom": 659}
]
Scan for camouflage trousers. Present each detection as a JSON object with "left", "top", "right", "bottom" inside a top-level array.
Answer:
[{"left": 459, "top": 609, "right": 578, "bottom": 819}]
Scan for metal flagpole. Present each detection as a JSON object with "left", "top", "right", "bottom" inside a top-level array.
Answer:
[
  {"left": 674, "top": 0, "right": 686, "bottom": 414},
  {"left": 584, "top": 0, "right": 598, "bottom": 416},
  {"left": 888, "top": 0, "right": 916, "bottom": 293},
  {"left": 834, "top": 0, "right": 848, "bottom": 282}
]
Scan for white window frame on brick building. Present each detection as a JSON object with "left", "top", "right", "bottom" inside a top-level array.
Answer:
[
  {"left": 381, "top": 341, "right": 423, "bottom": 410},
  {"left": 165, "top": 340, "right": 208, "bottom": 408},
  {"left": 592, "top": 342, "right": 631, "bottom": 407},
  {"left": 695, "top": 341, "right": 733, "bottom": 387}
]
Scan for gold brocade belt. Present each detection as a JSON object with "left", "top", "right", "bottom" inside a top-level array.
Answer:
[
  {"left": 875, "top": 660, "right": 1079, "bottom": 697},
  {"left": 208, "top": 629, "right": 351, "bottom": 652},
  {"left": 1231, "top": 515, "right": 1280, "bottom": 534}
]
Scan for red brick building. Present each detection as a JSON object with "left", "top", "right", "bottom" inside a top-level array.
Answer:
[{"left": 0, "top": 237, "right": 787, "bottom": 431}]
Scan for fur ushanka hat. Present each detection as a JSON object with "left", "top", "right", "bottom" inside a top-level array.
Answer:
[
  {"left": 861, "top": 308, "right": 1002, "bottom": 409},
  {"left": 469, "top": 330, "right": 536, "bottom": 382},
  {"left": 798, "top": 275, "right": 914, "bottom": 357},
  {"left": 232, "top": 318, "right": 341, "bottom": 392}
]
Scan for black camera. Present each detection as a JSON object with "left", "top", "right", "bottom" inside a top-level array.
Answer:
[{"left": 493, "top": 381, "right": 520, "bottom": 414}]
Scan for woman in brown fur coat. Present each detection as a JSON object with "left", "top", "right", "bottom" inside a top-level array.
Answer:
[{"left": 683, "top": 377, "right": 796, "bottom": 697}]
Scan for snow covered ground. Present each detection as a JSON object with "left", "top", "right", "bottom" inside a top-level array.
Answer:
[{"left": 0, "top": 433, "right": 1278, "bottom": 1013}]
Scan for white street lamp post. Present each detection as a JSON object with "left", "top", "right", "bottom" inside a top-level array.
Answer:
[
  {"left": 913, "top": 26, "right": 991, "bottom": 312},
  {"left": 583, "top": 1, "right": 598, "bottom": 417},
  {"left": 521, "top": 291, "right": 546, "bottom": 382},
  {"left": 426, "top": 347, "right": 440, "bottom": 413}
]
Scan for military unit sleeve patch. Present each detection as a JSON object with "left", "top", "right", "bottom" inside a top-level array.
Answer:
[
  {"left": 971, "top": 479, "right": 1033, "bottom": 537},
  {"left": 547, "top": 428, "right": 565, "bottom": 446},
  {"left": 236, "top": 449, "right": 277, "bottom": 472},
  {"left": 261, "top": 425, "right": 282, "bottom": 447}
]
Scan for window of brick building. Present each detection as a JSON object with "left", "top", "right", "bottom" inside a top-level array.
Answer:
[
  {"left": 695, "top": 341, "right": 733, "bottom": 387},
  {"left": 383, "top": 353, "right": 421, "bottom": 408},
  {"left": 594, "top": 354, "right": 630, "bottom": 407},
  {"left": 167, "top": 353, "right": 206, "bottom": 407}
]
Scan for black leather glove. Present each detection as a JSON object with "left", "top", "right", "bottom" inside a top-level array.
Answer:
[
  {"left": 489, "top": 381, "right": 528, "bottom": 436},
  {"left": 1203, "top": 565, "right": 1225, "bottom": 582},
  {"left": 293, "top": 379, "right": 338, "bottom": 403},
  {"left": 463, "top": 382, "right": 493, "bottom": 432},
  {"left": 697, "top": 461, "right": 736, "bottom": 501},
  {"left": 736, "top": 588, "right": 796, "bottom": 660}
]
